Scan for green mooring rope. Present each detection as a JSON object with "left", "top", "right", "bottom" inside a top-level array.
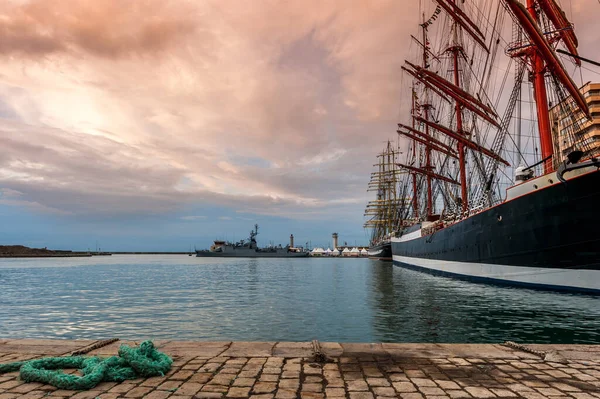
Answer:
[{"left": 0, "top": 341, "right": 172, "bottom": 391}]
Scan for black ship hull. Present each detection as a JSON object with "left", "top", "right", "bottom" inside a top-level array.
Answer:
[
  {"left": 391, "top": 168, "right": 600, "bottom": 294},
  {"left": 368, "top": 241, "right": 392, "bottom": 261}
]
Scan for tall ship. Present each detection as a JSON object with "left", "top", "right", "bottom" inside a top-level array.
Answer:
[
  {"left": 364, "top": 141, "right": 408, "bottom": 260},
  {"left": 196, "top": 224, "right": 309, "bottom": 258},
  {"left": 390, "top": 0, "right": 600, "bottom": 294}
]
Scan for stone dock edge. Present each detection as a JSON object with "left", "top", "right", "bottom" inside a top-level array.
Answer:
[{"left": 0, "top": 340, "right": 599, "bottom": 399}]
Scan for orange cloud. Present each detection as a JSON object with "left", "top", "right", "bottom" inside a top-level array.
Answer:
[{"left": 0, "top": 0, "right": 196, "bottom": 57}]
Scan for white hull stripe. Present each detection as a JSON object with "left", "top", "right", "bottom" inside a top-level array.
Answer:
[{"left": 392, "top": 255, "right": 600, "bottom": 294}]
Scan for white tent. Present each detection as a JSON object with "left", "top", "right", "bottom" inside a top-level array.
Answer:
[
  {"left": 342, "top": 248, "right": 351, "bottom": 257},
  {"left": 350, "top": 247, "right": 360, "bottom": 257},
  {"left": 360, "top": 248, "right": 368, "bottom": 256},
  {"left": 331, "top": 248, "right": 340, "bottom": 256}
]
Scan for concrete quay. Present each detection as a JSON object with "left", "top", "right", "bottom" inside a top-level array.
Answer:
[{"left": 0, "top": 340, "right": 599, "bottom": 399}]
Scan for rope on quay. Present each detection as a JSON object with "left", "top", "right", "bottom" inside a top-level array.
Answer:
[
  {"left": 502, "top": 341, "right": 568, "bottom": 363},
  {"left": 310, "top": 340, "right": 333, "bottom": 363},
  {"left": 0, "top": 340, "right": 172, "bottom": 390},
  {"left": 70, "top": 338, "right": 120, "bottom": 356},
  {"left": 502, "top": 341, "right": 546, "bottom": 358}
]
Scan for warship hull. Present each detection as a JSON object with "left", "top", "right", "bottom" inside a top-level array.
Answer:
[
  {"left": 391, "top": 167, "right": 600, "bottom": 294},
  {"left": 196, "top": 249, "right": 309, "bottom": 258}
]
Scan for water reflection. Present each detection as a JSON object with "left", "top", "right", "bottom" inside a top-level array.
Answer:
[
  {"left": 0, "top": 256, "right": 598, "bottom": 343},
  {"left": 368, "top": 262, "right": 600, "bottom": 343}
]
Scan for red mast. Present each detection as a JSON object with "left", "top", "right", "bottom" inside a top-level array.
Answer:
[
  {"left": 411, "top": 89, "right": 419, "bottom": 219},
  {"left": 422, "top": 22, "right": 433, "bottom": 218},
  {"left": 452, "top": 45, "right": 468, "bottom": 213},
  {"left": 505, "top": 0, "right": 590, "bottom": 174},
  {"left": 526, "top": 0, "right": 554, "bottom": 174}
]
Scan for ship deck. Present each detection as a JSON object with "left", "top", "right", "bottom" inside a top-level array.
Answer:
[{"left": 1, "top": 339, "right": 599, "bottom": 398}]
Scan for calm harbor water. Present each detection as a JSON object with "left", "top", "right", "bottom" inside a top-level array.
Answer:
[{"left": 0, "top": 255, "right": 598, "bottom": 344}]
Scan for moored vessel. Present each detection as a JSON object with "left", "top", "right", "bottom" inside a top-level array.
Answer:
[
  {"left": 390, "top": 0, "right": 600, "bottom": 294},
  {"left": 364, "top": 141, "right": 408, "bottom": 261},
  {"left": 196, "top": 224, "right": 309, "bottom": 258}
]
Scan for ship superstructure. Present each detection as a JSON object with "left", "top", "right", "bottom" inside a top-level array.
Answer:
[{"left": 390, "top": 0, "right": 600, "bottom": 294}]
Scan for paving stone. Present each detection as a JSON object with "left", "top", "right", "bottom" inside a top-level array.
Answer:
[
  {"left": 346, "top": 380, "right": 369, "bottom": 392},
  {"left": 301, "top": 382, "right": 323, "bottom": 393},
  {"left": 343, "top": 372, "right": 365, "bottom": 380},
  {"left": 397, "top": 394, "right": 424, "bottom": 399},
  {"left": 190, "top": 374, "right": 215, "bottom": 384},
  {"left": 445, "top": 390, "right": 471, "bottom": 398},
  {"left": 419, "top": 387, "right": 445, "bottom": 396},
  {"left": 227, "top": 359, "right": 248, "bottom": 365},
  {"left": 143, "top": 391, "right": 173, "bottom": 399},
  {"left": 194, "top": 393, "right": 224, "bottom": 398},
  {"left": 70, "top": 392, "right": 105, "bottom": 399},
  {"left": 464, "top": 386, "right": 496, "bottom": 398},
  {"left": 274, "top": 390, "right": 297, "bottom": 399},
  {"left": 210, "top": 375, "right": 236, "bottom": 386},
  {"left": 534, "top": 387, "right": 564, "bottom": 396},
  {"left": 202, "top": 385, "right": 229, "bottom": 393},
  {"left": 392, "top": 382, "right": 417, "bottom": 393},
  {"left": 280, "top": 371, "right": 299, "bottom": 379},
  {"left": 49, "top": 389, "right": 79, "bottom": 396},
  {"left": 278, "top": 380, "right": 299, "bottom": 390},
  {"left": 109, "top": 383, "right": 139, "bottom": 393},
  {"left": 0, "top": 382, "right": 23, "bottom": 390},
  {"left": 259, "top": 375, "right": 279, "bottom": 383},
  {"left": 226, "top": 387, "right": 251, "bottom": 398},
  {"left": 8, "top": 383, "right": 42, "bottom": 394},
  {"left": 372, "top": 387, "right": 395, "bottom": 396},
  {"left": 300, "top": 394, "right": 323, "bottom": 399},
  {"left": 366, "top": 378, "right": 389, "bottom": 387},
  {"left": 489, "top": 388, "right": 517, "bottom": 397},
  {"left": 326, "top": 379, "right": 344, "bottom": 388},
  {"left": 239, "top": 371, "right": 260, "bottom": 378},
  {"left": 177, "top": 383, "right": 204, "bottom": 396},
  {"left": 433, "top": 380, "right": 458, "bottom": 390},
  {"left": 262, "top": 369, "right": 281, "bottom": 375},
  {"left": 158, "top": 381, "right": 185, "bottom": 391},
  {"left": 324, "top": 388, "right": 346, "bottom": 397},
  {"left": 233, "top": 378, "right": 256, "bottom": 387},
  {"left": 304, "top": 376, "right": 322, "bottom": 384},
  {"left": 252, "top": 383, "right": 277, "bottom": 394},
  {"left": 220, "top": 368, "right": 242, "bottom": 375},
  {"left": 172, "top": 371, "right": 196, "bottom": 380},
  {"left": 125, "top": 386, "right": 154, "bottom": 397},
  {"left": 348, "top": 393, "right": 374, "bottom": 399},
  {"left": 389, "top": 374, "right": 409, "bottom": 382}
]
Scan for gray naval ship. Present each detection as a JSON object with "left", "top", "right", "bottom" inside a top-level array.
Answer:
[{"left": 196, "top": 224, "right": 309, "bottom": 258}]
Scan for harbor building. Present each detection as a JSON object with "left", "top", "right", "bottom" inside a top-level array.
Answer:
[{"left": 550, "top": 82, "right": 600, "bottom": 161}]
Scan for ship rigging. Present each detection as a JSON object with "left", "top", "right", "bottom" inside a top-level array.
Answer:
[{"left": 389, "top": 0, "right": 600, "bottom": 294}]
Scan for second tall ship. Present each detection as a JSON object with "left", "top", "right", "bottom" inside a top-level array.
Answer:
[
  {"left": 387, "top": 0, "right": 600, "bottom": 293},
  {"left": 364, "top": 141, "right": 408, "bottom": 261}
]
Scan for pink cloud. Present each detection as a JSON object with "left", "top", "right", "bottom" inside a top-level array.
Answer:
[{"left": 0, "top": 0, "right": 598, "bottom": 220}]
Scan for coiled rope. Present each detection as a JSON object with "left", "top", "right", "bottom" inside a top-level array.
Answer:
[{"left": 0, "top": 341, "right": 171, "bottom": 391}]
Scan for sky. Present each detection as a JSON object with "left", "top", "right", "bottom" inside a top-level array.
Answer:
[{"left": 1, "top": 0, "right": 600, "bottom": 251}]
